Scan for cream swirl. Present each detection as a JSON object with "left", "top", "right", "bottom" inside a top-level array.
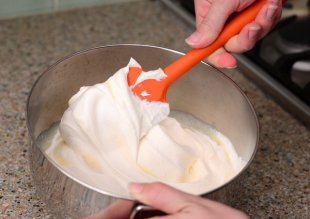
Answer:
[{"left": 44, "top": 59, "right": 245, "bottom": 198}]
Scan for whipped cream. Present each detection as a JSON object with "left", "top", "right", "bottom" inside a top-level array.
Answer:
[{"left": 42, "top": 59, "right": 246, "bottom": 198}]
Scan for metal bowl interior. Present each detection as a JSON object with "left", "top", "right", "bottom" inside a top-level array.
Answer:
[{"left": 27, "top": 44, "right": 259, "bottom": 217}]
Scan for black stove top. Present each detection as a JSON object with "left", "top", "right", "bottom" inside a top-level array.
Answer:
[{"left": 246, "top": 15, "right": 310, "bottom": 105}]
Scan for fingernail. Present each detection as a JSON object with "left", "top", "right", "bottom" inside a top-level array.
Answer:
[
  {"left": 186, "top": 31, "right": 202, "bottom": 45},
  {"left": 248, "top": 26, "right": 261, "bottom": 40},
  {"left": 225, "top": 64, "right": 238, "bottom": 69},
  {"left": 266, "top": 5, "right": 278, "bottom": 20},
  {"left": 129, "top": 183, "right": 144, "bottom": 194},
  {"left": 269, "top": 0, "right": 280, "bottom": 4}
]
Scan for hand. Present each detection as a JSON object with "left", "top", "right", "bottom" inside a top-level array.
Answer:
[
  {"left": 186, "top": 0, "right": 283, "bottom": 68},
  {"left": 87, "top": 182, "right": 249, "bottom": 219}
]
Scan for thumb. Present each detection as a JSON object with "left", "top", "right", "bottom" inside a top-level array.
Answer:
[
  {"left": 186, "top": 0, "right": 256, "bottom": 48},
  {"left": 186, "top": 0, "right": 235, "bottom": 48},
  {"left": 129, "top": 182, "right": 195, "bottom": 214}
]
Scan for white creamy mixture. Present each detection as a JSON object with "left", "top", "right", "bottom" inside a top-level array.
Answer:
[{"left": 41, "top": 59, "right": 246, "bottom": 198}]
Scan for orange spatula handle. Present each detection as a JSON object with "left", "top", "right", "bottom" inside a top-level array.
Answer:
[{"left": 163, "top": 0, "right": 284, "bottom": 86}]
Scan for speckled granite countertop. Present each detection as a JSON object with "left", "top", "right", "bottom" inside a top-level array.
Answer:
[{"left": 0, "top": 1, "right": 309, "bottom": 218}]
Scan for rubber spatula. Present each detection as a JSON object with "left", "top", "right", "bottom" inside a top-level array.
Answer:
[{"left": 127, "top": 0, "right": 283, "bottom": 102}]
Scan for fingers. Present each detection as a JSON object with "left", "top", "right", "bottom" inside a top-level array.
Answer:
[
  {"left": 129, "top": 182, "right": 196, "bottom": 214},
  {"left": 224, "top": 22, "right": 262, "bottom": 53},
  {"left": 188, "top": 0, "right": 282, "bottom": 68},
  {"left": 254, "top": 0, "right": 282, "bottom": 37},
  {"left": 224, "top": 0, "right": 282, "bottom": 53},
  {"left": 206, "top": 47, "right": 237, "bottom": 68},
  {"left": 129, "top": 182, "right": 250, "bottom": 219},
  {"left": 188, "top": 0, "right": 257, "bottom": 48},
  {"left": 207, "top": 22, "right": 263, "bottom": 68},
  {"left": 85, "top": 200, "right": 133, "bottom": 219},
  {"left": 187, "top": 0, "right": 239, "bottom": 48}
]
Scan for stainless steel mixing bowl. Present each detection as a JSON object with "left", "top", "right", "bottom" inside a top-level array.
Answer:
[{"left": 26, "top": 44, "right": 259, "bottom": 218}]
